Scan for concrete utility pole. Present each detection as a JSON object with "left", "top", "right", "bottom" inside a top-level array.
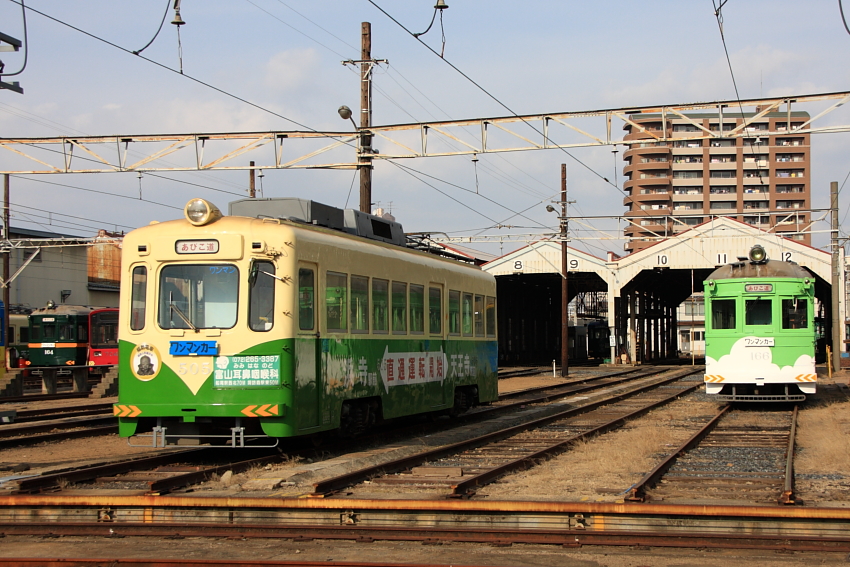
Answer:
[
  {"left": 831, "top": 180, "right": 841, "bottom": 373},
  {"left": 3, "top": 174, "right": 9, "bottom": 354},
  {"left": 359, "top": 22, "right": 373, "bottom": 214},
  {"left": 249, "top": 161, "right": 256, "bottom": 198},
  {"left": 560, "top": 164, "right": 569, "bottom": 377}
]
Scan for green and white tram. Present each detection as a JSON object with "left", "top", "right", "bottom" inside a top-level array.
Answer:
[
  {"left": 703, "top": 245, "right": 816, "bottom": 402},
  {"left": 117, "top": 198, "right": 498, "bottom": 446}
]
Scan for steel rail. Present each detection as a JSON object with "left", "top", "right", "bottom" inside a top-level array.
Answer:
[
  {"left": 0, "top": 424, "right": 116, "bottom": 450},
  {"left": 311, "top": 369, "right": 700, "bottom": 496},
  {"left": 0, "top": 415, "right": 115, "bottom": 437},
  {"left": 0, "top": 392, "right": 89, "bottom": 404},
  {"left": 496, "top": 367, "right": 645, "bottom": 401},
  {"left": 4, "top": 496, "right": 850, "bottom": 551},
  {"left": 12, "top": 449, "right": 206, "bottom": 494},
  {"left": 625, "top": 405, "right": 732, "bottom": 502},
  {"left": 8, "top": 404, "right": 114, "bottom": 423},
  {"left": 2, "top": 522, "right": 850, "bottom": 552},
  {"left": 778, "top": 404, "right": 799, "bottom": 505},
  {"left": 449, "top": 381, "right": 701, "bottom": 497},
  {"left": 0, "top": 560, "right": 476, "bottom": 567}
]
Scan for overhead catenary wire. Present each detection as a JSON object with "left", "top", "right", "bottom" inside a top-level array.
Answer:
[
  {"left": 0, "top": 0, "right": 28, "bottom": 77},
  {"left": 131, "top": 0, "right": 171, "bottom": 55},
  {"left": 366, "top": 0, "right": 626, "bottom": 197},
  {"left": 12, "top": 2, "right": 348, "bottom": 139}
]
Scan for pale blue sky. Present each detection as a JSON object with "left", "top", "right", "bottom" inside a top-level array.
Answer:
[{"left": 0, "top": 1, "right": 848, "bottom": 257}]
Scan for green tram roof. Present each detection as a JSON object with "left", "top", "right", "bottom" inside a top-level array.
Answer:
[{"left": 707, "top": 259, "right": 811, "bottom": 281}]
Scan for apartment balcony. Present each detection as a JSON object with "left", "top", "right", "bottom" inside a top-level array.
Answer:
[
  {"left": 708, "top": 192, "right": 737, "bottom": 201},
  {"left": 671, "top": 161, "right": 704, "bottom": 170},
  {"left": 670, "top": 192, "right": 704, "bottom": 201}
]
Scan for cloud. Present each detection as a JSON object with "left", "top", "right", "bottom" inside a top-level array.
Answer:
[
  {"left": 263, "top": 48, "right": 321, "bottom": 93},
  {"left": 706, "top": 337, "right": 814, "bottom": 381}
]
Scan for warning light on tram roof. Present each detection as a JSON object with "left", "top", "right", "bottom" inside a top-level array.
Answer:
[
  {"left": 184, "top": 198, "right": 222, "bottom": 226},
  {"left": 748, "top": 244, "right": 768, "bottom": 264}
]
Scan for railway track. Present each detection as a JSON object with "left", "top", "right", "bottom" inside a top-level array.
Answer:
[
  {"left": 4, "top": 366, "right": 691, "bottom": 495},
  {"left": 2, "top": 495, "right": 850, "bottom": 553},
  {"left": 0, "top": 415, "right": 117, "bottom": 449},
  {"left": 625, "top": 404, "right": 799, "bottom": 505},
  {"left": 310, "top": 367, "right": 702, "bottom": 498}
]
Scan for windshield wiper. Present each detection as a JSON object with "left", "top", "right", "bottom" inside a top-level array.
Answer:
[{"left": 169, "top": 292, "right": 198, "bottom": 332}]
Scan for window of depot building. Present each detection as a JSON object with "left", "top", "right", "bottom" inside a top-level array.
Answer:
[
  {"left": 410, "top": 284, "right": 424, "bottom": 334},
  {"left": 782, "top": 298, "right": 808, "bottom": 329},
  {"left": 159, "top": 264, "right": 239, "bottom": 330},
  {"left": 372, "top": 279, "right": 389, "bottom": 333},
  {"left": 130, "top": 266, "right": 147, "bottom": 331},
  {"left": 326, "top": 272, "right": 347, "bottom": 332},
  {"left": 298, "top": 268, "right": 315, "bottom": 331},
  {"left": 745, "top": 299, "right": 772, "bottom": 326},
  {"left": 249, "top": 261, "right": 275, "bottom": 332},
  {"left": 711, "top": 299, "right": 736, "bottom": 330},
  {"left": 350, "top": 275, "right": 369, "bottom": 333}
]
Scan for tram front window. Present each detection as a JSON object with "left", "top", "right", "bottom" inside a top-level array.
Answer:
[
  {"left": 745, "top": 299, "right": 772, "bottom": 326},
  {"left": 158, "top": 264, "right": 239, "bottom": 330},
  {"left": 711, "top": 299, "right": 736, "bottom": 330},
  {"left": 782, "top": 298, "right": 808, "bottom": 329}
]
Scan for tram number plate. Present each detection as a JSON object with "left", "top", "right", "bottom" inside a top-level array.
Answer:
[
  {"left": 743, "top": 337, "right": 775, "bottom": 347},
  {"left": 169, "top": 341, "right": 218, "bottom": 356}
]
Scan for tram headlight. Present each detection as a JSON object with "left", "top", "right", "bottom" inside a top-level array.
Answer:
[
  {"left": 184, "top": 198, "right": 222, "bottom": 226},
  {"left": 748, "top": 244, "right": 768, "bottom": 264}
]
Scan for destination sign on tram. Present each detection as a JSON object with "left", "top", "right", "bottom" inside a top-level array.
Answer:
[
  {"left": 744, "top": 284, "right": 773, "bottom": 293},
  {"left": 175, "top": 240, "right": 219, "bottom": 254}
]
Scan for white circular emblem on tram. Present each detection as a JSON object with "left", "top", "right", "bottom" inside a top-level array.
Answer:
[{"left": 132, "top": 343, "right": 161, "bottom": 381}]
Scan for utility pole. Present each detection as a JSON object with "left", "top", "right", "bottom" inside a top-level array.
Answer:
[
  {"left": 560, "top": 164, "right": 571, "bottom": 377},
  {"left": 359, "top": 22, "right": 373, "bottom": 214},
  {"left": 3, "top": 174, "right": 9, "bottom": 359},
  {"left": 342, "top": 24, "right": 386, "bottom": 213},
  {"left": 831, "top": 181, "right": 841, "bottom": 374},
  {"left": 248, "top": 161, "right": 256, "bottom": 198}
]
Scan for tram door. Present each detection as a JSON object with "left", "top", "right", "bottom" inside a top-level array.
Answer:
[{"left": 295, "top": 264, "right": 322, "bottom": 429}]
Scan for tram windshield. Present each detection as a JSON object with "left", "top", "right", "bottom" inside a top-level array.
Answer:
[
  {"left": 158, "top": 264, "right": 238, "bottom": 330},
  {"left": 91, "top": 311, "right": 119, "bottom": 348}
]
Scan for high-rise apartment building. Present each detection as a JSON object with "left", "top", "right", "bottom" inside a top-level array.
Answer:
[{"left": 622, "top": 111, "right": 810, "bottom": 253}]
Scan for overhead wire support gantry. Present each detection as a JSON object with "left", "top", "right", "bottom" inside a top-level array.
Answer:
[{"left": 1, "top": 91, "right": 849, "bottom": 175}]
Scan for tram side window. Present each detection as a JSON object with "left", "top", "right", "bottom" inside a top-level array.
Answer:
[
  {"left": 474, "top": 294, "right": 485, "bottom": 337},
  {"left": 782, "top": 298, "right": 808, "bottom": 329},
  {"left": 372, "top": 279, "right": 389, "bottom": 333},
  {"left": 429, "top": 287, "right": 442, "bottom": 335},
  {"left": 326, "top": 272, "right": 347, "bottom": 332},
  {"left": 410, "top": 284, "right": 424, "bottom": 334},
  {"left": 485, "top": 296, "right": 496, "bottom": 338},
  {"left": 448, "top": 290, "right": 460, "bottom": 335},
  {"left": 58, "top": 323, "right": 73, "bottom": 341},
  {"left": 745, "top": 299, "right": 772, "bottom": 326},
  {"left": 711, "top": 299, "right": 736, "bottom": 330},
  {"left": 298, "top": 269, "right": 315, "bottom": 331},
  {"left": 462, "top": 293, "right": 474, "bottom": 337},
  {"left": 249, "top": 260, "right": 275, "bottom": 332},
  {"left": 31, "top": 322, "right": 41, "bottom": 341},
  {"left": 392, "top": 282, "right": 407, "bottom": 334},
  {"left": 351, "top": 275, "right": 369, "bottom": 333},
  {"left": 77, "top": 323, "right": 88, "bottom": 342},
  {"left": 130, "top": 266, "right": 147, "bottom": 331},
  {"left": 19, "top": 326, "right": 29, "bottom": 344}
]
